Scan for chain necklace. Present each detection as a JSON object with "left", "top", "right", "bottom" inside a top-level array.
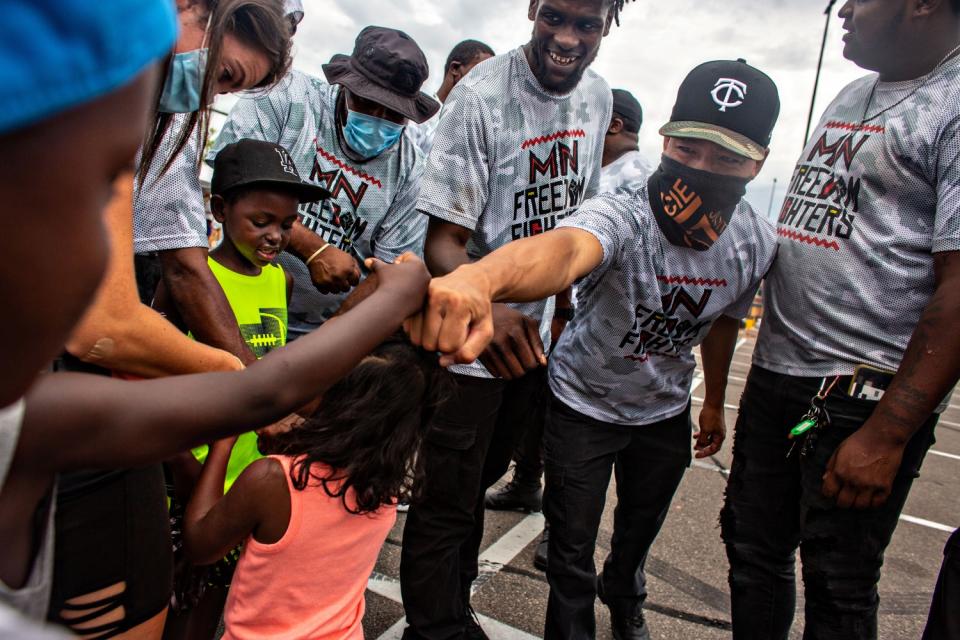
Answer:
[{"left": 860, "top": 42, "right": 960, "bottom": 125}]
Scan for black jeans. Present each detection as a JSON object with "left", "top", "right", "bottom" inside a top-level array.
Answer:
[
  {"left": 922, "top": 527, "right": 960, "bottom": 640},
  {"left": 721, "top": 365, "right": 937, "bottom": 640},
  {"left": 542, "top": 393, "right": 691, "bottom": 640},
  {"left": 511, "top": 402, "right": 546, "bottom": 484},
  {"left": 401, "top": 369, "right": 547, "bottom": 640}
]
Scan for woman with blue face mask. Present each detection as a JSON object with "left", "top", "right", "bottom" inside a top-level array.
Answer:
[{"left": 50, "top": 2, "right": 296, "bottom": 639}]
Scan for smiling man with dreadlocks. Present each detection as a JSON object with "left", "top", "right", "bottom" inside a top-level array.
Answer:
[{"left": 399, "top": 1, "right": 631, "bottom": 639}]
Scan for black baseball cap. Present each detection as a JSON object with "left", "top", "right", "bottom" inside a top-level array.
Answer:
[
  {"left": 612, "top": 89, "right": 642, "bottom": 133},
  {"left": 659, "top": 59, "right": 780, "bottom": 161},
  {"left": 211, "top": 139, "right": 330, "bottom": 203},
  {"left": 323, "top": 26, "right": 440, "bottom": 124}
]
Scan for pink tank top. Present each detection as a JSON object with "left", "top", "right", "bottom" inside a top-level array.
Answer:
[{"left": 223, "top": 455, "right": 396, "bottom": 640}]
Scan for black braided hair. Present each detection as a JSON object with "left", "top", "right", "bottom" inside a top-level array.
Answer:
[{"left": 612, "top": 0, "right": 636, "bottom": 26}]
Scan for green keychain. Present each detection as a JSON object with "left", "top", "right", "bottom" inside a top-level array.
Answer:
[{"left": 790, "top": 417, "right": 818, "bottom": 438}]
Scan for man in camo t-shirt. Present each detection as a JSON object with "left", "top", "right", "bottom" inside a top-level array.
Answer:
[
  {"left": 482, "top": 87, "right": 653, "bottom": 573},
  {"left": 398, "top": 2, "right": 641, "bottom": 639},
  {"left": 209, "top": 27, "right": 438, "bottom": 335},
  {"left": 407, "top": 59, "right": 780, "bottom": 640},
  {"left": 598, "top": 88, "right": 652, "bottom": 195},
  {"left": 722, "top": 2, "right": 960, "bottom": 639}
]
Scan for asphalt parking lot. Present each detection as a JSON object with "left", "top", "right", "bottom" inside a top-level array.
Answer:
[{"left": 361, "top": 330, "right": 958, "bottom": 639}]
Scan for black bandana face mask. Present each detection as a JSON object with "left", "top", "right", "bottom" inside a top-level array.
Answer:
[{"left": 647, "top": 155, "right": 749, "bottom": 251}]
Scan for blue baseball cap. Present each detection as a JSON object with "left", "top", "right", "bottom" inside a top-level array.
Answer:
[{"left": 0, "top": 0, "right": 177, "bottom": 134}]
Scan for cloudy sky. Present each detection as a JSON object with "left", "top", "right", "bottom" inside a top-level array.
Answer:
[{"left": 269, "top": 0, "right": 865, "bottom": 216}]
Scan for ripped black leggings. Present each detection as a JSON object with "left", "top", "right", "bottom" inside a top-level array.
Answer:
[{"left": 48, "top": 465, "right": 173, "bottom": 639}]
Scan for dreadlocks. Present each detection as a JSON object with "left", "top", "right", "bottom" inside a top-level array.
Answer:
[{"left": 611, "top": 0, "right": 636, "bottom": 26}]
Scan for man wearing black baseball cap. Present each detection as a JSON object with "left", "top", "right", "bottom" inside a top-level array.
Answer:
[
  {"left": 405, "top": 59, "right": 780, "bottom": 640},
  {"left": 210, "top": 26, "right": 439, "bottom": 338}
]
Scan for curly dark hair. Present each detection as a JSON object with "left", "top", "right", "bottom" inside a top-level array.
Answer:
[{"left": 267, "top": 337, "right": 451, "bottom": 515}]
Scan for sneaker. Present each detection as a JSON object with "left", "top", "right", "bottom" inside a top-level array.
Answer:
[
  {"left": 533, "top": 527, "right": 548, "bottom": 571},
  {"left": 464, "top": 601, "right": 489, "bottom": 640},
  {"left": 484, "top": 475, "right": 542, "bottom": 512},
  {"left": 597, "top": 575, "right": 651, "bottom": 640}
]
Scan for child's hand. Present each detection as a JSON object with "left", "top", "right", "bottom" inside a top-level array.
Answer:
[{"left": 364, "top": 253, "right": 430, "bottom": 318}]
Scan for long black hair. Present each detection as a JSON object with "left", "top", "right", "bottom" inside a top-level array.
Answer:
[
  {"left": 267, "top": 338, "right": 451, "bottom": 515},
  {"left": 137, "top": 0, "right": 293, "bottom": 185}
]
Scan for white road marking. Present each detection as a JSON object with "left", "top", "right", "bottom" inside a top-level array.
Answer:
[
  {"left": 930, "top": 449, "right": 960, "bottom": 462},
  {"left": 475, "top": 513, "right": 545, "bottom": 592},
  {"left": 692, "top": 458, "right": 957, "bottom": 535},
  {"left": 899, "top": 515, "right": 956, "bottom": 534},
  {"left": 374, "top": 617, "right": 407, "bottom": 640},
  {"left": 691, "top": 337, "right": 747, "bottom": 395},
  {"left": 368, "top": 572, "right": 403, "bottom": 603},
  {"left": 372, "top": 513, "right": 545, "bottom": 640},
  {"left": 374, "top": 612, "right": 539, "bottom": 640},
  {"left": 692, "top": 460, "right": 729, "bottom": 476}
]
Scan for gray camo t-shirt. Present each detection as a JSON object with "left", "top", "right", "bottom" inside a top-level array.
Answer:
[
  {"left": 754, "top": 58, "right": 960, "bottom": 377},
  {"left": 418, "top": 48, "right": 612, "bottom": 378},
  {"left": 599, "top": 149, "right": 652, "bottom": 195},
  {"left": 551, "top": 186, "right": 777, "bottom": 425},
  {"left": 208, "top": 71, "right": 427, "bottom": 331}
]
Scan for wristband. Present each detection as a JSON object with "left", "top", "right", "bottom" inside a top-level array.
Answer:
[{"left": 305, "top": 243, "right": 331, "bottom": 267}]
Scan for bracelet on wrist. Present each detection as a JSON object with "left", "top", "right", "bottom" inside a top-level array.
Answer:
[{"left": 305, "top": 243, "right": 331, "bottom": 267}]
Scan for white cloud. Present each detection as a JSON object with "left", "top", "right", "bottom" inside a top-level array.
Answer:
[{"left": 290, "top": 0, "right": 865, "bottom": 216}]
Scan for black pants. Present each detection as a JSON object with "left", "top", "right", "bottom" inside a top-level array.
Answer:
[
  {"left": 922, "top": 527, "right": 960, "bottom": 640},
  {"left": 512, "top": 401, "right": 546, "bottom": 483},
  {"left": 721, "top": 366, "right": 937, "bottom": 640},
  {"left": 542, "top": 393, "right": 691, "bottom": 640},
  {"left": 401, "top": 369, "right": 547, "bottom": 640}
]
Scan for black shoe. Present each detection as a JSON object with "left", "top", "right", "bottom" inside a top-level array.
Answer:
[
  {"left": 597, "top": 576, "right": 651, "bottom": 640},
  {"left": 464, "top": 601, "right": 489, "bottom": 640},
  {"left": 533, "top": 527, "right": 548, "bottom": 571},
  {"left": 484, "top": 475, "right": 542, "bottom": 512}
]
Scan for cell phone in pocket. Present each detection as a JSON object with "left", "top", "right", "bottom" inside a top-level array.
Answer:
[{"left": 847, "top": 364, "right": 896, "bottom": 401}]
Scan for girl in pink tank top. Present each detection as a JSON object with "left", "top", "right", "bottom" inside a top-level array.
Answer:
[{"left": 182, "top": 339, "right": 449, "bottom": 639}]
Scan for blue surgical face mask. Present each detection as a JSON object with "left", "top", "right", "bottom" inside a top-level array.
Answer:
[
  {"left": 158, "top": 15, "right": 211, "bottom": 114},
  {"left": 158, "top": 47, "right": 208, "bottom": 113},
  {"left": 342, "top": 109, "right": 405, "bottom": 159}
]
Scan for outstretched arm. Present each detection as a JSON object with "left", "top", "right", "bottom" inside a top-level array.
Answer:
[
  {"left": 66, "top": 172, "right": 244, "bottom": 376},
  {"left": 406, "top": 227, "right": 603, "bottom": 366},
  {"left": 19, "top": 255, "right": 430, "bottom": 475}
]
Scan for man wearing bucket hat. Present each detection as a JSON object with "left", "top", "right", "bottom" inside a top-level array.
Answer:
[
  {"left": 210, "top": 26, "right": 439, "bottom": 336},
  {"left": 405, "top": 59, "right": 780, "bottom": 640}
]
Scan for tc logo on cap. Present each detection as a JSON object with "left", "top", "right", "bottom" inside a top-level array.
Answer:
[
  {"left": 275, "top": 148, "right": 297, "bottom": 176},
  {"left": 711, "top": 78, "right": 747, "bottom": 112}
]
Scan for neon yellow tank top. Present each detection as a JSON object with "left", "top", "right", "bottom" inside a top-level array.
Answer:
[{"left": 193, "top": 257, "right": 288, "bottom": 492}]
